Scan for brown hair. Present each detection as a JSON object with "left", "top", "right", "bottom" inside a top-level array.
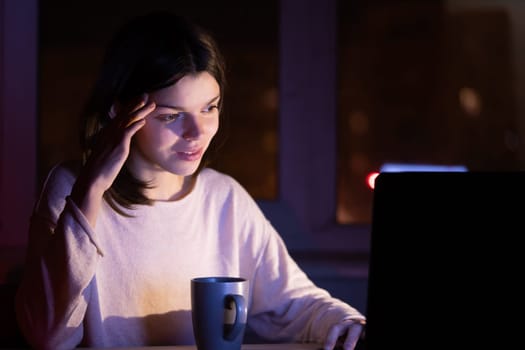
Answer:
[{"left": 80, "top": 12, "right": 227, "bottom": 215}]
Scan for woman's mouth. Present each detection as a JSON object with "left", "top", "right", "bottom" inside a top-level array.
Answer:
[{"left": 176, "top": 148, "right": 202, "bottom": 161}]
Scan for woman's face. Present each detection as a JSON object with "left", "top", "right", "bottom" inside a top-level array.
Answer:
[{"left": 129, "top": 71, "right": 220, "bottom": 178}]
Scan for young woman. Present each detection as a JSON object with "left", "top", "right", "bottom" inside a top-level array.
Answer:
[{"left": 15, "top": 11, "right": 365, "bottom": 350}]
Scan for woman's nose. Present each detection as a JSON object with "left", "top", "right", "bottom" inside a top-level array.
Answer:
[{"left": 181, "top": 115, "right": 202, "bottom": 141}]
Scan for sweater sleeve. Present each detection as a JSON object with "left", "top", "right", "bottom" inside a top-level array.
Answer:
[
  {"left": 15, "top": 164, "right": 103, "bottom": 350},
  {"left": 247, "top": 221, "right": 365, "bottom": 344}
]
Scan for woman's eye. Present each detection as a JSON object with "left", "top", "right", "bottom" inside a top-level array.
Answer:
[
  {"left": 159, "top": 113, "right": 182, "bottom": 123},
  {"left": 203, "top": 105, "right": 219, "bottom": 113}
]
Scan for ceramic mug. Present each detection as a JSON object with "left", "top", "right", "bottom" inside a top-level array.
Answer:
[{"left": 191, "top": 276, "right": 249, "bottom": 350}]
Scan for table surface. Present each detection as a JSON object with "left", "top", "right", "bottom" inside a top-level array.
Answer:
[{"left": 77, "top": 344, "right": 322, "bottom": 350}]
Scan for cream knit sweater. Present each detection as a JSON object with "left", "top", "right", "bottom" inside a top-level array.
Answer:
[{"left": 15, "top": 163, "right": 364, "bottom": 349}]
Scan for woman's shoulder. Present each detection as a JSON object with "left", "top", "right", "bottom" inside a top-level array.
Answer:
[
  {"left": 197, "top": 167, "right": 259, "bottom": 206},
  {"left": 42, "top": 160, "right": 80, "bottom": 190},
  {"left": 34, "top": 160, "right": 80, "bottom": 213},
  {"left": 198, "top": 168, "right": 272, "bottom": 243},
  {"left": 199, "top": 167, "right": 247, "bottom": 193}
]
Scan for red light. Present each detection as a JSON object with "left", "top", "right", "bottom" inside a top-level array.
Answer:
[{"left": 366, "top": 172, "right": 380, "bottom": 189}]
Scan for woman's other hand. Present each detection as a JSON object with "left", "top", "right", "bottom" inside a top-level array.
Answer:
[{"left": 324, "top": 318, "right": 365, "bottom": 350}]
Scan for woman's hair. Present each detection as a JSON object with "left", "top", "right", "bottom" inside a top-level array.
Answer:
[{"left": 79, "top": 11, "right": 227, "bottom": 215}]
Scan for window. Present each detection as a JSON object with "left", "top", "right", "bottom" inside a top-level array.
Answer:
[{"left": 337, "top": 0, "right": 521, "bottom": 224}]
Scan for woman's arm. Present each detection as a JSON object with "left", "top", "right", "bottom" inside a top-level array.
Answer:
[
  {"left": 247, "top": 223, "right": 365, "bottom": 346},
  {"left": 15, "top": 97, "right": 154, "bottom": 349},
  {"left": 15, "top": 166, "right": 103, "bottom": 350}
]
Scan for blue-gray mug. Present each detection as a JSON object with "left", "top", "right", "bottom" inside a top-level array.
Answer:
[{"left": 191, "top": 276, "right": 249, "bottom": 350}]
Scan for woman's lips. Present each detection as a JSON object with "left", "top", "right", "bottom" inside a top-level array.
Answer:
[{"left": 176, "top": 148, "right": 203, "bottom": 161}]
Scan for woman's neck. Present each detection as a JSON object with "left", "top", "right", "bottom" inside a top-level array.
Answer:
[{"left": 146, "top": 172, "right": 195, "bottom": 201}]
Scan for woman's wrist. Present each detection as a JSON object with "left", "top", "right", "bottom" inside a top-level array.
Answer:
[{"left": 70, "top": 175, "right": 105, "bottom": 226}]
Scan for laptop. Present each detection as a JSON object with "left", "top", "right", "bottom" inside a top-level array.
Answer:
[{"left": 357, "top": 171, "right": 524, "bottom": 349}]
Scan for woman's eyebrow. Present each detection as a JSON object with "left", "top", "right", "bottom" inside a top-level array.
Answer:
[{"left": 155, "top": 95, "right": 221, "bottom": 110}]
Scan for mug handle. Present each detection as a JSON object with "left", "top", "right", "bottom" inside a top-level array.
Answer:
[{"left": 223, "top": 294, "right": 246, "bottom": 341}]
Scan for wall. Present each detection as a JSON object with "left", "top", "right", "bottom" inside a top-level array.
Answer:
[
  {"left": 0, "top": 0, "right": 38, "bottom": 249},
  {"left": 0, "top": 1, "right": 36, "bottom": 338}
]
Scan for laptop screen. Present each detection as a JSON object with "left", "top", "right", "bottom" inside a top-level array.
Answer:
[{"left": 360, "top": 171, "right": 524, "bottom": 349}]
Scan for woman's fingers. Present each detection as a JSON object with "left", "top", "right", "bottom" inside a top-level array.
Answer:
[
  {"left": 124, "top": 117, "right": 147, "bottom": 140},
  {"left": 124, "top": 101, "right": 155, "bottom": 128},
  {"left": 86, "top": 97, "right": 154, "bottom": 188},
  {"left": 324, "top": 319, "right": 365, "bottom": 350},
  {"left": 111, "top": 93, "right": 154, "bottom": 126},
  {"left": 342, "top": 322, "right": 364, "bottom": 349}
]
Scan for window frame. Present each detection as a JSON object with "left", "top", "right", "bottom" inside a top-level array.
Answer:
[{"left": 256, "top": 0, "right": 370, "bottom": 262}]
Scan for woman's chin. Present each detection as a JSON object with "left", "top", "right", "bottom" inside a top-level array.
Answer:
[{"left": 169, "top": 162, "right": 201, "bottom": 177}]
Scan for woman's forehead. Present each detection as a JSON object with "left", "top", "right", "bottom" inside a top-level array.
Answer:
[{"left": 150, "top": 72, "right": 220, "bottom": 109}]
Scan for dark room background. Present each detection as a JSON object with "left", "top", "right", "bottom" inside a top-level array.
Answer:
[
  {"left": 2, "top": 1, "right": 525, "bottom": 337},
  {"left": 37, "top": 0, "right": 524, "bottom": 227}
]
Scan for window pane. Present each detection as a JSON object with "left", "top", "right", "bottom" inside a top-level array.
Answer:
[{"left": 337, "top": 1, "right": 520, "bottom": 224}]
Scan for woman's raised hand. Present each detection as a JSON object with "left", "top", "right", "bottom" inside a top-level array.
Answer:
[{"left": 71, "top": 94, "right": 155, "bottom": 225}]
